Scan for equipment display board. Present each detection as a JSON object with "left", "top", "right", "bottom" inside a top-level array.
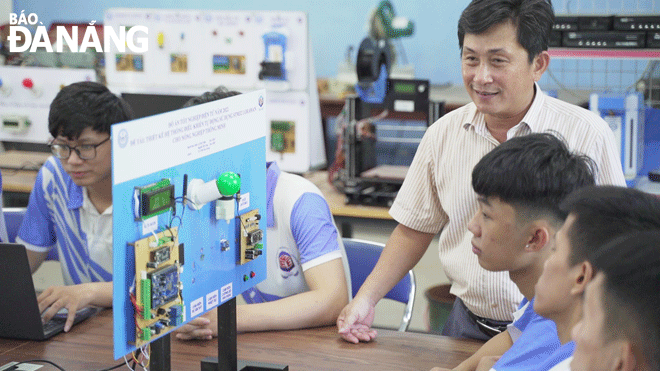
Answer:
[
  {"left": 104, "top": 9, "right": 325, "bottom": 173},
  {"left": 0, "top": 66, "right": 95, "bottom": 143},
  {"left": 104, "top": 9, "right": 308, "bottom": 92},
  {"left": 111, "top": 89, "right": 267, "bottom": 359}
]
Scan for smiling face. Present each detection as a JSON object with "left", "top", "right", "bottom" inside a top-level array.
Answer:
[
  {"left": 52, "top": 127, "right": 112, "bottom": 188},
  {"left": 461, "top": 21, "right": 548, "bottom": 126},
  {"left": 534, "top": 214, "right": 583, "bottom": 319},
  {"left": 571, "top": 273, "right": 625, "bottom": 371},
  {"left": 468, "top": 196, "right": 530, "bottom": 272}
]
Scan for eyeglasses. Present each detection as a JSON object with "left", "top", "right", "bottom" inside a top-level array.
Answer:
[{"left": 50, "top": 136, "right": 110, "bottom": 160}]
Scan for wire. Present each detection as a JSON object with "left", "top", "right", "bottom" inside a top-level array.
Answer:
[
  {"left": 150, "top": 230, "right": 159, "bottom": 247},
  {"left": 169, "top": 196, "right": 190, "bottom": 229},
  {"left": 123, "top": 355, "right": 136, "bottom": 371},
  {"left": 142, "top": 343, "right": 151, "bottom": 370},
  {"left": 95, "top": 360, "right": 130, "bottom": 371}
]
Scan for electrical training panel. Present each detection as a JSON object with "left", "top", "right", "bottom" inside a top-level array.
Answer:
[
  {"left": 104, "top": 9, "right": 325, "bottom": 174},
  {"left": 0, "top": 66, "right": 95, "bottom": 144},
  {"left": 112, "top": 90, "right": 267, "bottom": 359}
]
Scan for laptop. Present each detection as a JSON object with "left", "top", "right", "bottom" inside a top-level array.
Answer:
[{"left": 0, "top": 243, "right": 99, "bottom": 340}]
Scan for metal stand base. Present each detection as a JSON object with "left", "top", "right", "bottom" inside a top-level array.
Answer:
[
  {"left": 201, "top": 358, "right": 288, "bottom": 371},
  {"left": 199, "top": 298, "right": 288, "bottom": 371},
  {"left": 150, "top": 333, "right": 171, "bottom": 371}
]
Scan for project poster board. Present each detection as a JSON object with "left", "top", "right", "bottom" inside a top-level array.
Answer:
[
  {"left": 104, "top": 9, "right": 309, "bottom": 92},
  {"left": 112, "top": 89, "right": 267, "bottom": 359},
  {"left": 0, "top": 66, "right": 95, "bottom": 143}
]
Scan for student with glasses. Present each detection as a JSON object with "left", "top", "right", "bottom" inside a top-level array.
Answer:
[{"left": 16, "top": 82, "right": 134, "bottom": 332}]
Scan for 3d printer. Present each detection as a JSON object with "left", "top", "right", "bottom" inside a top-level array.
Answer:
[
  {"left": 332, "top": 1, "right": 445, "bottom": 206},
  {"left": 337, "top": 81, "right": 444, "bottom": 207}
]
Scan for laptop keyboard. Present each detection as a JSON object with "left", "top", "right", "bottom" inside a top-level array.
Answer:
[{"left": 43, "top": 317, "right": 65, "bottom": 334}]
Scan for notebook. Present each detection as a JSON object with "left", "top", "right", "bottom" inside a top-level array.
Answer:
[{"left": 0, "top": 243, "right": 99, "bottom": 340}]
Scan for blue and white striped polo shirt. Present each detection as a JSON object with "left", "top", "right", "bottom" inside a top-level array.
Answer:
[{"left": 16, "top": 156, "right": 112, "bottom": 285}]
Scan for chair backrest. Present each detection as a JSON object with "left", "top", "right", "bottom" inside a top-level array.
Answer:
[
  {"left": 342, "top": 238, "right": 415, "bottom": 332},
  {"left": 2, "top": 207, "right": 58, "bottom": 261},
  {"left": 3, "top": 207, "right": 27, "bottom": 243}
]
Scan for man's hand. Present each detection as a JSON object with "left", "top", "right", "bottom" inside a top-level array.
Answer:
[
  {"left": 336, "top": 296, "right": 377, "bottom": 343},
  {"left": 175, "top": 307, "right": 218, "bottom": 341},
  {"left": 38, "top": 284, "right": 96, "bottom": 332}
]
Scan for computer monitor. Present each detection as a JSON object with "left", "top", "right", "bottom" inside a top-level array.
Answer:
[{"left": 121, "top": 93, "right": 196, "bottom": 119}]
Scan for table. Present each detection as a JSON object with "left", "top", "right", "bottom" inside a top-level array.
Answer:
[
  {"left": 1, "top": 169, "right": 38, "bottom": 194},
  {"left": 0, "top": 150, "right": 48, "bottom": 207},
  {"left": 304, "top": 170, "right": 393, "bottom": 237},
  {"left": 0, "top": 310, "right": 482, "bottom": 370},
  {"left": 0, "top": 150, "right": 50, "bottom": 171},
  {"left": 303, "top": 170, "right": 391, "bottom": 220}
]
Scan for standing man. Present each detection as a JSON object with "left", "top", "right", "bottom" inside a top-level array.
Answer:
[{"left": 337, "top": 0, "right": 625, "bottom": 343}]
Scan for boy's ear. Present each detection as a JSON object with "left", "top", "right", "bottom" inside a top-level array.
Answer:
[
  {"left": 570, "top": 261, "right": 593, "bottom": 295},
  {"left": 524, "top": 225, "right": 550, "bottom": 252}
]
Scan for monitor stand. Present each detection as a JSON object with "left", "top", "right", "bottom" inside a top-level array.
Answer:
[{"left": 200, "top": 298, "right": 288, "bottom": 371}]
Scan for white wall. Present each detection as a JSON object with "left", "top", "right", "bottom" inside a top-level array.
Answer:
[{"left": 0, "top": 0, "right": 11, "bottom": 24}]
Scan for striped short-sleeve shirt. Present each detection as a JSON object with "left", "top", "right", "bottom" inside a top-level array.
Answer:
[{"left": 16, "top": 156, "right": 113, "bottom": 285}]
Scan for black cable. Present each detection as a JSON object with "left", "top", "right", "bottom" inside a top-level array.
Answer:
[
  {"left": 169, "top": 196, "right": 191, "bottom": 228},
  {"left": 94, "top": 360, "right": 130, "bottom": 371}
]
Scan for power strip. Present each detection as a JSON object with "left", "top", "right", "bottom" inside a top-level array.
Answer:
[{"left": 0, "top": 362, "right": 43, "bottom": 370}]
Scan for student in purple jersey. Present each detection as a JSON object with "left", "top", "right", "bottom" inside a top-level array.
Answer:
[
  {"left": 338, "top": 0, "right": 625, "bottom": 345},
  {"left": 16, "top": 82, "right": 134, "bottom": 332},
  {"left": 174, "top": 88, "right": 350, "bottom": 337},
  {"left": 432, "top": 133, "right": 595, "bottom": 371}
]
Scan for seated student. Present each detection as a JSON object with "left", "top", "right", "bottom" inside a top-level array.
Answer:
[
  {"left": 533, "top": 185, "right": 660, "bottom": 370},
  {"left": 540, "top": 186, "right": 660, "bottom": 371},
  {"left": 175, "top": 88, "right": 349, "bottom": 337},
  {"left": 433, "top": 133, "right": 595, "bottom": 371},
  {"left": 16, "top": 82, "right": 135, "bottom": 331},
  {"left": 572, "top": 230, "right": 660, "bottom": 371}
]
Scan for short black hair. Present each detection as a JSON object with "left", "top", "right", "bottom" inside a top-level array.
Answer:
[
  {"left": 472, "top": 132, "right": 595, "bottom": 224},
  {"left": 592, "top": 231, "right": 660, "bottom": 371},
  {"left": 559, "top": 185, "right": 660, "bottom": 267},
  {"left": 182, "top": 86, "right": 241, "bottom": 108},
  {"left": 458, "top": 0, "right": 555, "bottom": 63},
  {"left": 48, "top": 81, "right": 134, "bottom": 139}
]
